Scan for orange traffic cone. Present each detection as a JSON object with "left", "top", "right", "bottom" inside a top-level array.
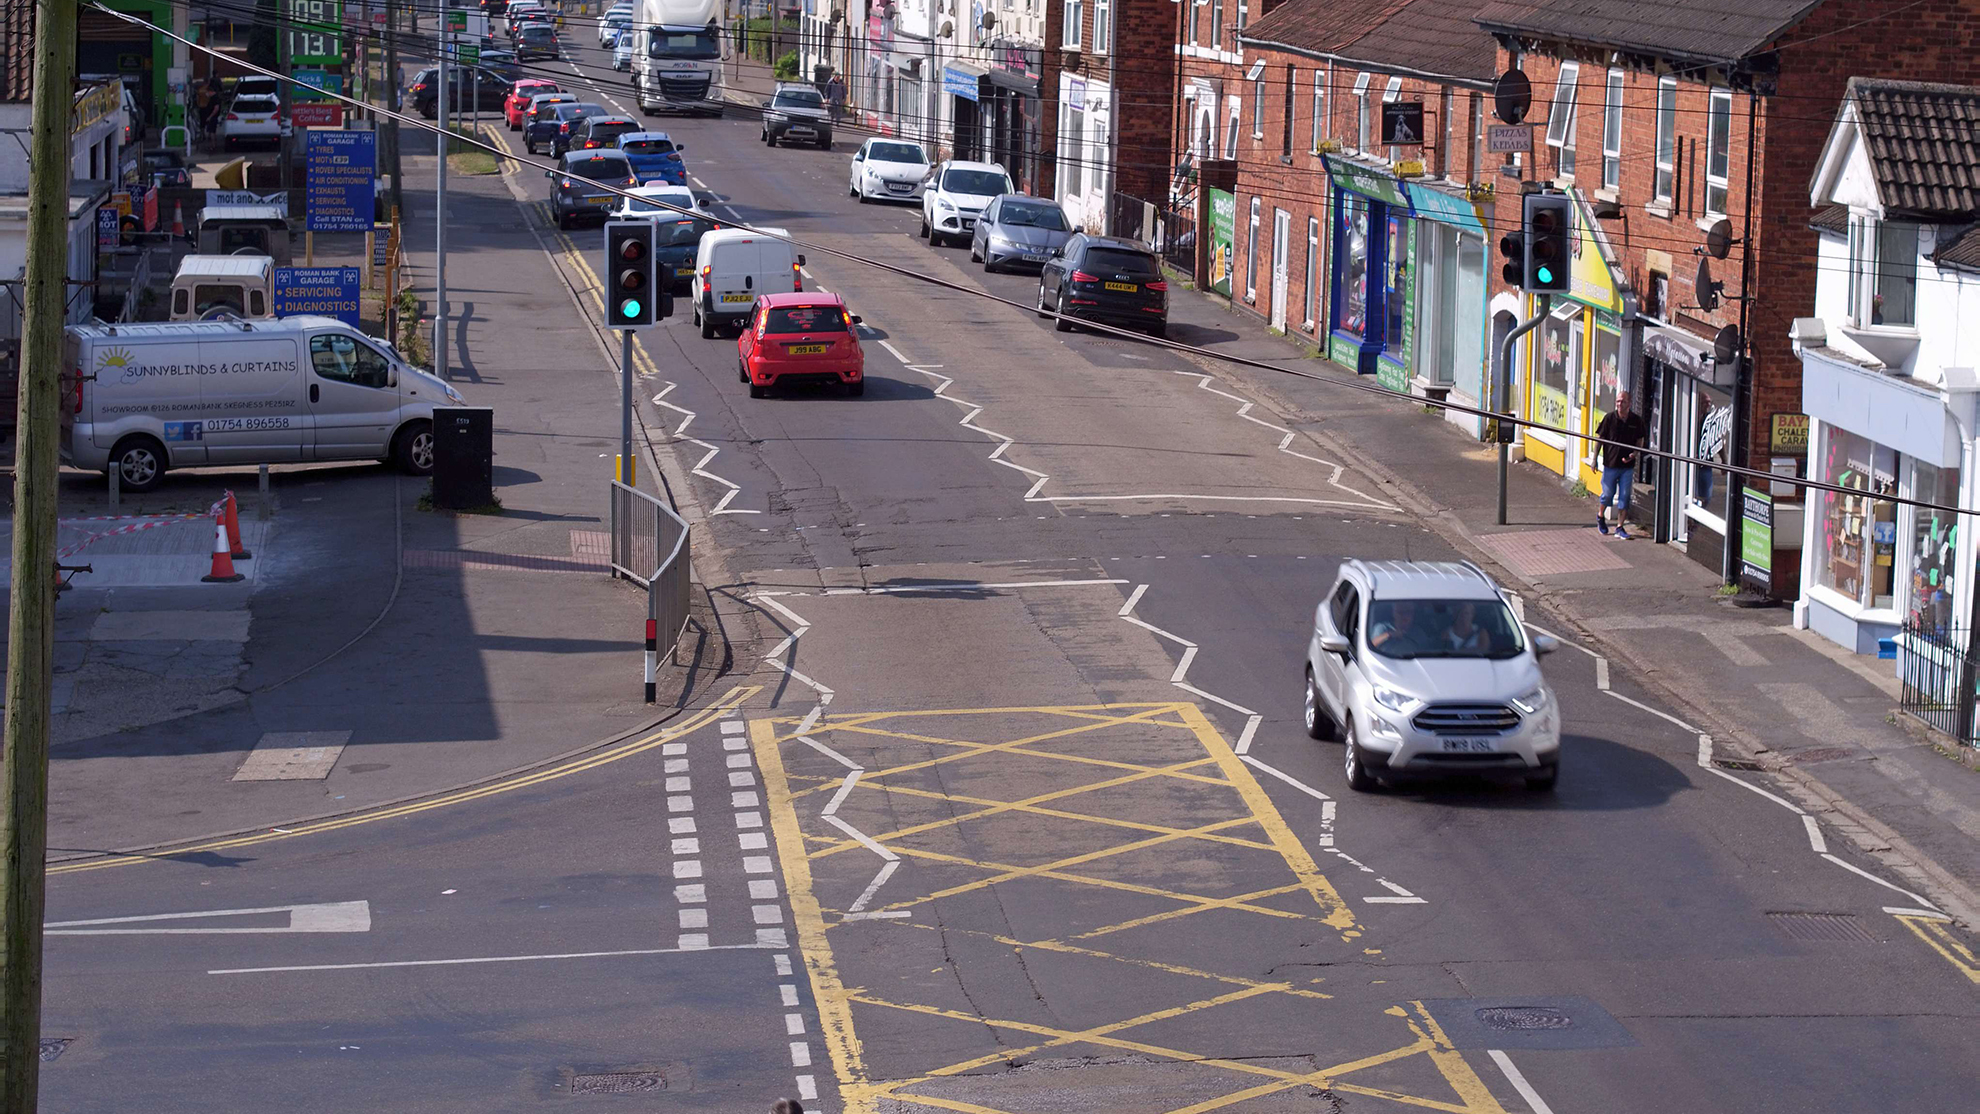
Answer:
[
  {"left": 200, "top": 516, "right": 245, "bottom": 583},
  {"left": 223, "top": 491, "right": 251, "bottom": 559},
  {"left": 171, "top": 200, "right": 184, "bottom": 238}
]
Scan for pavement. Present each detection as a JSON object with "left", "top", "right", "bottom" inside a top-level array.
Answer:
[{"left": 28, "top": 29, "right": 1980, "bottom": 1114}]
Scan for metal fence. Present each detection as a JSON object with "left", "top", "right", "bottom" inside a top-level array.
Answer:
[
  {"left": 1897, "top": 620, "right": 1980, "bottom": 745},
  {"left": 1108, "top": 192, "right": 1196, "bottom": 280},
  {"left": 611, "top": 481, "right": 692, "bottom": 699}
]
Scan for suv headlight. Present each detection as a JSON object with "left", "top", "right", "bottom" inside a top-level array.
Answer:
[
  {"left": 1511, "top": 686, "right": 1549, "bottom": 715},
  {"left": 936, "top": 197, "right": 956, "bottom": 212},
  {"left": 1371, "top": 685, "right": 1415, "bottom": 713}
]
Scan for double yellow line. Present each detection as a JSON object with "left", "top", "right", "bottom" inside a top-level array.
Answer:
[{"left": 50, "top": 686, "right": 759, "bottom": 877}]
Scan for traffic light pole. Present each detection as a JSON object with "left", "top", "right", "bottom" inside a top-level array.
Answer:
[
  {"left": 1495, "top": 295, "right": 1549, "bottom": 526},
  {"left": 435, "top": 25, "right": 450, "bottom": 380},
  {"left": 622, "top": 329, "right": 635, "bottom": 486}
]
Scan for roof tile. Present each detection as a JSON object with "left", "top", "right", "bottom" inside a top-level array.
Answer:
[
  {"left": 1847, "top": 78, "right": 1980, "bottom": 219},
  {"left": 1243, "top": 0, "right": 1499, "bottom": 82},
  {"left": 1471, "top": 0, "right": 1825, "bottom": 64}
]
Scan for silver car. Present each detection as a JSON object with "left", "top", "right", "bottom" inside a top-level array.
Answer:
[
  {"left": 1304, "top": 560, "right": 1561, "bottom": 792},
  {"left": 969, "top": 194, "right": 1073, "bottom": 273}
]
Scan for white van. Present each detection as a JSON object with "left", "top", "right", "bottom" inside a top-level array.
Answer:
[
  {"left": 169, "top": 255, "right": 276, "bottom": 321},
  {"left": 196, "top": 204, "right": 293, "bottom": 266},
  {"left": 63, "top": 317, "right": 466, "bottom": 492},
  {"left": 691, "top": 226, "right": 800, "bottom": 338}
]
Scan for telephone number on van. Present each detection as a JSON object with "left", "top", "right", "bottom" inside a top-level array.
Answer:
[{"left": 164, "top": 417, "right": 292, "bottom": 441}]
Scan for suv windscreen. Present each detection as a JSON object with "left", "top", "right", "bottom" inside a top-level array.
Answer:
[
  {"left": 1001, "top": 203, "right": 1068, "bottom": 230},
  {"left": 1081, "top": 247, "right": 1159, "bottom": 276},
  {"left": 519, "top": 26, "right": 557, "bottom": 41},
  {"left": 773, "top": 90, "right": 824, "bottom": 110},
  {"left": 623, "top": 192, "right": 692, "bottom": 213},
  {"left": 621, "top": 137, "right": 677, "bottom": 154},
  {"left": 1365, "top": 599, "right": 1525, "bottom": 660},
  {"left": 765, "top": 305, "right": 848, "bottom": 333},
  {"left": 530, "top": 95, "right": 575, "bottom": 114},
  {"left": 556, "top": 103, "right": 604, "bottom": 121},
  {"left": 869, "top": 142, "right": 926, "bottom": 163},
  {"left": 567, "top": 154, "right": 632, "bottom": 183},
  {"left": 650, "top": 30, "right": 720, "bottom": 58},
  {"left": 941, "top": 168, "right": 1009, "bottom": 196},
  {"left": 655, "top": 217, "right": 717, "bottom": 248},
  {"left": 586, "top": 120, "right": 641, "bottom": 143}
]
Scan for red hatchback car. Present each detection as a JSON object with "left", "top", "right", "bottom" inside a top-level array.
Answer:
[
  {"left": 737, "top": 293, "right": 866, "bottom": 397},
  {"left": 505, "top": 79, "right": 561, "bottom": 130}
]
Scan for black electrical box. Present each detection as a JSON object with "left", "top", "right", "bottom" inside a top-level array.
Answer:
[{"left": 432, "top": 406, "right": 494, "bottom": 509}]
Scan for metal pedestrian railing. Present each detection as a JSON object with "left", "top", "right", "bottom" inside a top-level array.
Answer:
[
  {"left": 1897, "top": 619, "right": 1980, "bottom": 745},
  {"left": 610, "top": 481, "right": 692, "bottom": 702}
]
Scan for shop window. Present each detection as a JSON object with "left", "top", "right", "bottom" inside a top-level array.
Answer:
[
  {"left": 1063, "top": 0, "right": 1083, "bottom": 48},
  {"left": 1093, "top": 0, "right": 1111, "bottom": 53},
  {"left": 1653, "top": 76, "right": 1676, "bottom": 204},
  {"left": 1339, "top": 193, "right": 1369, "bottom": 338},
  {"left": 1310, "top": 70, "right": 1326, "bottom": 153},
  {"left": 1815, "top": 429, "right": 1898, "bottom": 611},
  {"left": 1383, "top": 213, "right": 1407, "bottom": 358},
  {"left": 1705, "top": 87, "right": 1731, "bottom": 216},
  {"left": 1908, "top": 461, "right": 1961, "bottom": 637},
  {"left": 1304, "top": 215, "right": 1320, "bottom": 330},
  {"left": 1545, "top": 62, "right": 1579, "bottom": 179},
  {"left": 1352, "top": 72, "right": 1371, "bottom": 151},
  {"left": 1590, "top": 321, "right": 1622, "bottom": 422},
  {"left": 1848, "top": 215, "right": 1918, "bottom": 327},
  {"left": 1533, "top": 307, "right": 1572, "bottom": 433},
  {"left": 1246, "top": 196, "right": 1261, "bottom": 302},
  {"left": 1601, "top": 69, "right": 1623, "bottom": 191}
]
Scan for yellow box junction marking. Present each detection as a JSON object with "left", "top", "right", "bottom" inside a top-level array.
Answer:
[
  {"left": 1894, "top": 913, "right": 1980, "bottom": 984},
  {"left": 753, "top": 703, "right": 1514, "bottom": 1114}
]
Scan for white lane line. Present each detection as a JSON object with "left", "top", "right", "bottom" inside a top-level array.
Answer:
[
  {"left": 756, "top": 594, "right": 836, "bottom": 704},
  {"left": 210, "top": 942, "right": 781, "bottom": 975},
  {"left": 821, "top": 578, "right": 1131, "bottom": 595},
  {"left": 1240, "top": 755, "right": 1330, "bottom": 802},
  {"left": 1884, "top": 905, "right": 1951, "bottom": 920},
  {"left": 823, "top": 815, "right": 899, "bottom": 862},
  {"left": 1488, "top": 1050, "right": 1557, "bottom": 1114},
  {"left": 1118, "top": 583, "right": 1149, "bottom": 616},
  {"left": 800, "top": 735, "right": 859, "bottom": 769},
  {"left": 821, "top": 770, "right": 861, "bottom": 816},
  {"left": 844, "top": 860, "right": 900, "bottom": 913},
  {"left": 1823, "top": 852, "right": 1942, "bottom": 912},
  {"left": 1802, "top": 814, "right": 1829, "bottom": 854},
  {"left": 49, "top": 901, "right": 371, "bottom": 935}
]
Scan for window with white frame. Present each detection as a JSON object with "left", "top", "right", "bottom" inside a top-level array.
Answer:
[
  {"left": 1224, "top": 94, "right": 1241, "bottom": 158},
  {"left": 1209, "top": 0, "right": 1222, "bottom": 50},
  {"left": 1061, "top": 101, "right": 1086, "bottom": 195},
  {"left": 1382, "top": 75, "right": 1402, "bottom": 161},
  {"left": 1063, "top": 0, "right": 1083, "bottom": 48},
  {"left": 1187, "top": 0, "right": 1199, "bottom": 45},
  {"left": 1310, "top": 69, "right": 1326, "bottom": 152},
  {"left": 1093, "top": 0, "right": 1111, "bottom": 53},
  {"left": 1545, "top": 62, "right": 1579, "bottom": 178},
  {"left": 1246, "top": 196, "right": 1261, "bottom": 301},
  {"left": 1281, "top": 66, "right": 1295, "bottom": 157},
  {"left": 1601, "top": 69, "right": 1623, "bottom": 190},
  {"left": 1352, "top": 72, "right": 1371, "bottom": 151},
  {"left": 1235, "top": 0, "right": 1248, "bottom": 33},
  {"left": 1304, "top": 215, "right": 1320, "bottom": 329},
  {"left": 1653, "top": 75, "right": 1676, "bottom": 204},
  {"left": 1847, "top": 215, "right": 1919, "bottom": 327},
  {"left": 1252, "top": 77, "right": 1265, "bottom": 138},
  {"left": 1705, "top": 87, "right": 1731, "bottom": 216}
]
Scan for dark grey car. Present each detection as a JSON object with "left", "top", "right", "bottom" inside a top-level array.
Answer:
[
  {"left": 969, "top": 195, "right": 1074, "bottom": 273},
  {"left": 761, "top": 84, "right": 832, "bottom": 149}
]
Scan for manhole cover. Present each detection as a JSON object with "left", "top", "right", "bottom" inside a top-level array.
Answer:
[
  {"left": 1769, "top": 911, "right": 1878, "bottom": 942},
  {"left": 572, "top": 1072, "right": 667, "bottom": 1095},
  {"left": 1476, "top": 1006, "right": 1573, "bottom": 1031},
  {"left": 38, "top": 1038, "right": 71, "bottom": 1063}
]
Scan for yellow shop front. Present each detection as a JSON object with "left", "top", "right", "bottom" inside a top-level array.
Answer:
[{"left": 1519, "top": 194, "right": 1629, "bottom": 489}]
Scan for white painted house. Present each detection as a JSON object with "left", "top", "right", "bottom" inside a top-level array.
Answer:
[{"left": 1792, "top": 78, "right": 1980, "bottom": 661}]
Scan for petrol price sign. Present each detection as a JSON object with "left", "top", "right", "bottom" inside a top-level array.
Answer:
[{"left": 287, "top": 0, "right": 343, "bottom": 65}]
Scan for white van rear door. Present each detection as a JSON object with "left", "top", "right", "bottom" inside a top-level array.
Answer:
[
  {"left": 305, "top": 330, "right": 403, "bottom": 460},
  {"left": 196, "top": 335, "right": 306, "bottom": 463},
  {"left": 711, "top": 242, "right": 759, "bottom": 313}
]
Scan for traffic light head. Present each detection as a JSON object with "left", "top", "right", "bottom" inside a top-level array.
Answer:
[
  {"left": 1498, "top": 229, "right": 1527, "bottom": 288},
  {"left": 1522, "top": 192, "right": 1574, "bottom": 293},
  {"left": 604, "top": 219, "right": 657, "bottom": 328}
]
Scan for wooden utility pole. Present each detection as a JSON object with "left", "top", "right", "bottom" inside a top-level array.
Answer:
[{"left": 3, "top": 0, "right": 78, "bottom": 1104}]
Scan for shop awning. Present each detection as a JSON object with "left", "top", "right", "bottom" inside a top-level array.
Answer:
[
  {"left": 943, "top": 63, "right": 987, "bottom": 102},
  {"left": 1643, "top": 322, "right": 1731, "bottom": 387},
  {"left": 1324, "top": 156, "right": 1408, "bottom": 209},
  {"left": 1403, "top": 181, "right": 1485, "bottom": 235}
]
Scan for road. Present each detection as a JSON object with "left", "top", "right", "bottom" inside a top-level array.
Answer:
[{"left": 34, "top": 28, "right": 1980, "bottom": 1113}]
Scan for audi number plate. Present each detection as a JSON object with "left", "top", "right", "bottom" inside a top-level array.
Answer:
[
  {"left": 1440, "top": 737, "right": 1497, "bottom": 753},
  {"left": 1104, "top": 281, "right": 1138, "bottom": 292}
]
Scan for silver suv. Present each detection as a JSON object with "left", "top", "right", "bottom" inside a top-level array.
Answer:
[
  {"left": 1303, "top": 560, "right": 1561, "bottom": 792},
  {"left": 762, "top": 83, "right": 832, "bottom": 149}
]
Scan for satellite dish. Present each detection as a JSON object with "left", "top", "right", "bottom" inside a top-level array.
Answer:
[
  {"left": 1714, "top": 324, "right": 1743, "bottom": 364},
  {"left": 1493, "top": 69, "right": 1532, "bottom": 125},
  {"left": 1705, "top": 218, "right": 1736, "bottom": 260},
  {"left": 1695, "top": 257, "right": 1721, "bottom": 313},
  {"left": 981, "top": 10, "right": 995, "bottom": 29},
  {"left": 939, "top": 17, "right": 953, "bottom": 37}
]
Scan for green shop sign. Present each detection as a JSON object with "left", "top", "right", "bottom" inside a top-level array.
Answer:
[
  {"left": 1207, "top": 189, "right": 1236, "bottom": 298},
  {"left": 1324, "top": 157, "right": 1408, "bottom": 209},
  {"left": 1740, "top": 487, "right": 1773, "bottom": 590}
]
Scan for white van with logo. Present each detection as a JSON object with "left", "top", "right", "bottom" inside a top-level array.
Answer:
[
  {"left": 690, "top": 226, "right": 799, "bottom": 338},
  {"left": 169, "top": 255, "right": 276, "bottom": 321},
  {"left": 63, "top": 318, "right": 465, "bottom": 492}
]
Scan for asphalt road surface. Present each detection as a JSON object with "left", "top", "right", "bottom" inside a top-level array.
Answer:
[{"left": 36, "top": 31, "right": 1980, "bottom": 1114}]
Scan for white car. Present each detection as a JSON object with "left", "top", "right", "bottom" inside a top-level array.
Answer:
[
  {"left": 611, "top": 183, "right": 707, "bottom": 219},
  {"left": 613, "top": 29, "right": 635, "bottom": 70},
  {"left": 599, "top": 10, "right": 631, "bottom": 46},
  {"left": 849, "top": 137, "right": 930, "bottom": 204},
  {"left": 919, "top": 160, "right": 1014, "bottom": 247},
  {"left": 220, "top": 95, "right": 284, "bottom": 148},
  {"left": 1305, "top": 560, "right": 1561, "bottom": 792}
]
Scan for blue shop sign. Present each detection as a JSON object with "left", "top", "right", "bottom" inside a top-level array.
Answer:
[{"left": 943, "top": 66, "right": 982, "bottom": 102}]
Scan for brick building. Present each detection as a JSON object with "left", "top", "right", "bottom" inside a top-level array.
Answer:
[
  {"left": 1173, "top": 0, "right": 1499, "bottom": 426},
  {"left": 1039, "top": 0, "right": 1175, "bottom": 228},
  {"left": 1473, "top": 0, "right": 1980, "bottom": 580}
]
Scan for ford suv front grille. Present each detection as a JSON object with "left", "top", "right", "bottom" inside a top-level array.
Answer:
[{"left": 1411, "top": 703, "right": 1521, "bottom": 736}]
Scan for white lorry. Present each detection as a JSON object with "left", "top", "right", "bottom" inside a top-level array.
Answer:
[{"left": 631, "top": 0, "right": 725, "bottom": 116}]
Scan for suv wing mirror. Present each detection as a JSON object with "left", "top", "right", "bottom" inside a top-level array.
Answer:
[
  {"left": 1319, "top": 633, "right": 1351, "bottom": 656},
  {"left": 1532, "top": 634, "right": 1560, "bottom": 656}
]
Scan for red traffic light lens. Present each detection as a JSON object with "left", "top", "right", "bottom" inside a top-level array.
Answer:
[
  {"left": 619, "top": 270, "right": 646, "bottom": 292},
  {"left": 1498, "top": 233, "right": 1524, "bottom": 260},
  {"left": 1531, "top": 211, "right": 1560, "bottom": 235},
  {"left": 618, "top": 239, "right": 647, "bottom": 261}
]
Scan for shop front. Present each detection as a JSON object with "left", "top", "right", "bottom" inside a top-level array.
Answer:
[
  {"left": 1798, "top": 347, "right": 1970, "bottom": 656},
  {"left": 1403, "top": 180, "right": 1490, "bottom": 420},
  {"left": 983, "top": 42, "right": 1042, "bottom": 194},
  {"left": 1517, "top": 193, "right": 1630, "bottom": 489},
  {"left": 1323, "top": 156, "right": 1405, "bottom": 379},
  {"left": 943, "top": 62, "right": 989, "bottom": 161}
]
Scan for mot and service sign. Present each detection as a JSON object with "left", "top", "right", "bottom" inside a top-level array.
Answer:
[
  {"left": 273, "top": 267, "right": 363, "bottom": 327},
  {"left": 305, "top": 130, "right": 377, "bottom": 233}
]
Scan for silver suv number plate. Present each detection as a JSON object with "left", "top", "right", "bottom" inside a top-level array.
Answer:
[{"left": 1440, "top": 737, "right": 1496, "bottom": 752}]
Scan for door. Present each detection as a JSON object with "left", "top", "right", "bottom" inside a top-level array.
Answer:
[
  {"left": 306, "top": 331, "right": 403, "bottom": 460},
  {"left": 197, "top": 336, "right": 305, "bottom": 463},
  {"left": 1270, "top": 209, "right": 1291, "bottom": 330},
  {"left": 1316, "top": 580, "right": 1359, "bottom": 716}
]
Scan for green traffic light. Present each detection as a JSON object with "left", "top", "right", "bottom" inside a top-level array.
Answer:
[
  {"left": 1536, "top": 266, "right": 1554, "bottom": 285},
  {"left": 621, "top": 298, "right": 643, "bottom": 319}
]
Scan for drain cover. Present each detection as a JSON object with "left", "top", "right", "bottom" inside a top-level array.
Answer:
[
  {"left": 572, "top": 1072, "right": 667, "bottom": 1095},
  {"left": 1769, "top": 911, "right": 1878, "bottom": 942},
  {"left": 1477, "top": 1006, "right": 1574, "bottom": 1031}
]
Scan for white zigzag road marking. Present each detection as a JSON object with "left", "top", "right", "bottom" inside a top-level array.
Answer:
[{"left": 650, "top": 382, "right": 759, "bottom": 515}]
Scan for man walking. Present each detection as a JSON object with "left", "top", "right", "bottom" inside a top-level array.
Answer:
[{"left": 1593, "top": 391, "right": 1647, "bottom": 540}]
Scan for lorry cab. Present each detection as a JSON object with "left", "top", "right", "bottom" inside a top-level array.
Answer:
[
  {"left": 195, "top": 204, "right": 293, "bottom": 266},
  {"left": 169, "top": 255, "right": 276, "bottom": 321},
  {"left": 63, "top": 317, "right": 466, "bottom": 492},
  {"left": 631, "top": 0, "right": 725, "bottom": 115},
  {"left": 690, "top": 226, "right": 799, "bottom": 338}
]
